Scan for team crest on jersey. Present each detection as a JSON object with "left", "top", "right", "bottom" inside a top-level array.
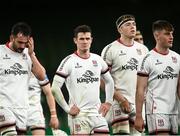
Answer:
[
  {"left": 75, "top": 124, "right": 81, "bottom": 132},
  {"left": 114, "top": 109, "right": 121, "bottom": 116},
  {"left": 92, "top": 60, "right": 98, "bottom": 67},
  {"left": 171, "top": 56, "right": 177, "bottom": 63},
  {"left": 157, "top": 119, "right": 164, "bottom": 127},
  {"left": 3, "top": 54, "right": 11, "bottom": 59},
  {"left": 136, "top": 49, "right": 142, "bottom": 55}
]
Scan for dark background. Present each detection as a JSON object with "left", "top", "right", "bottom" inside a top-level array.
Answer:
[
  {"left": 1, "top": 0, "right": 180, "bottom": 80},
  {"left": 1, "top": 0, "right": 180, "bottom": 134}
]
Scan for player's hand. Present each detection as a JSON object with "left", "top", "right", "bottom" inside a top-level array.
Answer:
[
  {"left": 49, "top": 115, "right": 60, "bottom": 129},
  {"left": 69, "top": 104, "right": 80, "bottom": 116},
  {"left": 99, "top": 102, "right": 111, "bottom": 117},
  {"left": 120, "top": 99, "right": 131, "bottom": 113},
  {"left": 27, "top": 37, "right": 34, "bottom": 56},
  {"left": 134, "top": 116, "right": 144, "bottom": 133}
]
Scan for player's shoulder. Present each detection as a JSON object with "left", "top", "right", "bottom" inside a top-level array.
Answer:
[
  {"left": 169, "top": 49, "right": 180, "bottom": 56},
  {"left": 0, "top": 44, "right": 7, "bottom": 56},
  {"left": 102, "top": 40, "right": 119, "bottom": 54},
  {"left": 62, "top": 54, "right": 73, "bottom": 62},
  {"left": 0, "top": 44, "right": 5, "bottom": 50},
  {"left": 141, "top": 50, "right": 153, "bottom": 62},
  {"left": 90, "top": 52, "right": 100, "bottom": 57},
  {"left": 134, "top": 41, "right": 148, "bottom": 49},
  {"left": 91, "top": 52, "right": 105, "bottom": 59}
]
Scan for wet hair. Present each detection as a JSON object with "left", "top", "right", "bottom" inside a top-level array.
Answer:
[
  {"left": 152, "top": 20, "right": 174, "bottom": 33},
  {"left": 73, "top": 25, "right": 92, "bottom": 38},
  {"left": 116, "top": 14, "right": 135, "bottom": 28},
  {"left": 11, "top": 22, "right": 32, "bottom": 36}
]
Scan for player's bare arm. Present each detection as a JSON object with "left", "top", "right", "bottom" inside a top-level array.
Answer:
[{"left": 134, "top": 75, "right": 148, "bottom": 132}]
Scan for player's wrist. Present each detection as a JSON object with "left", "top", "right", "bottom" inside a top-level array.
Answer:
[
  {"left": 51, "top": 114, "right": 57, "bottom": 118},
  {"left": 29, "top": 51, "right": 36, "bottom": 57},
  {"left": 50, "top": 109, "right": 56, "bottom": 112},
  {"left": 119, "top": 98, "right": 126, "bottom": 105}
]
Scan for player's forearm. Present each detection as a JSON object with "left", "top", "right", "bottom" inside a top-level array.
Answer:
[
  {"left": 51, "top": 76, "right": 70, "bottom": 113},
  {"left": 30, "top": 53, "right": 46, "bottom": 81},
  {"left": 135, "top": 85, "right": 145, "bottom": 117},
  {"left": 114, "top": 90, "right": 127, "bottom": 103},
  {"left": 45, "top": 88, "right": 57, "bottom": 116},
  {"left": 136, "top": 75, "right": 148, "bottom": 117}
]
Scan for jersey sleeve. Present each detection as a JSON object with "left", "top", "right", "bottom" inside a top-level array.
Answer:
[
  {"left": 38, "top": 74, "right": 50, "bottom": 86},
  {"left": 99, "top": 57, "right": 109, "bottom": 74},
  {"left": 101, "top": 44, "right": 113, "bottom": 67},
  {"left": 137, "top": 54, "right": 151, "bottom": 77},
  {"left": 56, "top": 55, "right": 72, "bottom": 78}
]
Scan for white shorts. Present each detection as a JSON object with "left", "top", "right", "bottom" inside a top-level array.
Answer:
[
  {"left": 0, "top": 106, "right": 27, "bottom": 131},
  {"left": 105, "top": 100, "right": 145, "bottom": 134},
  {"left": 27, "top": 104, "right": 45, "bottom": 130},
  {"left": 146, "top": 114, "right": 178, "bottom": 134},
  {"left": 68, "top": 115, "right": 109, "bottom": 135}
]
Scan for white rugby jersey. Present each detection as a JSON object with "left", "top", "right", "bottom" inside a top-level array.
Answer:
[
  {"left": 56, "top": 52, "right": 109, "bottom": 116},
  {"left": 28, "top": 73, "right": 41, "bottom": 106},
  {"left": 0, "top": 44, "right": 32, "bottom": 108},
  {"left": 138, "top": 48, "right": 180, "bottom": 114},
  {"left": 101, "top": 39, "right": 148, "bottom": 103},
  {"left": 28, "top": 73, "right": 49, "bottom": 105}
]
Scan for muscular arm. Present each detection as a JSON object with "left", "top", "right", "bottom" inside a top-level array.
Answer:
[
  {"left": 41, "top": 83, "right": 59, "bottom": 129},
  {"left": 135, "top": 75, "right": 148, "bottom": 132},
  {"left": 101, "top": 74, "right": 130, "bottom": 113},
  {"left": 28, "top": 37, "right": 45, "bottom": 80},
  {"left": 30, "top": 53, "right": 46, "bottom": 81}
]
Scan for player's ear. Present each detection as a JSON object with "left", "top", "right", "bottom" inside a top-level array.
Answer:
[
  {"left": 153, "top": 31, "right": 159, "bottom": 40},
  {"left": 10, "top": 35, "right": 14, "bottom": 42},
  {"left": 73, "top": 37, "right": 77, "bottom": 44}
]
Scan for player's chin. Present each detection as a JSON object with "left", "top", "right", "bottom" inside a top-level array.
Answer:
[{"left": 17, "top": 48, "right": 25, "bottom": 53}]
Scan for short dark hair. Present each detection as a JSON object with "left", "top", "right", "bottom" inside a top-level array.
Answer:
[
  {"left": 74, "top": 25, "right": 92, "bottom": 38},
  {"left": 152, "top": 20, "right": 174, "bottom": 33},
  {"left": 116, "top": 14, "right": 135, "bottom": 28},
  {"left": 11, "top": 22, "right": 32, "bottom": 36}
]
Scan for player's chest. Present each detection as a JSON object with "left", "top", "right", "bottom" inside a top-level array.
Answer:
[
  {"left": 112, "top": 48, "right": 144, "bottom": 67},
  {"left": 71, "top": 60, "right": 102, "bottom": 76},
  {"left": 151, "top": 56, "right": 180, "bottom": 76},
  {"left": 0, "top": 53, "right": 30, "bottom": 75}
]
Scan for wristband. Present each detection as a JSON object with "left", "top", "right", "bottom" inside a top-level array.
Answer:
[
  {"left": 50, "top": 109, "right": 56, "bottom": 112},
  {"left": 51, "top": 115, "right": 57, "bottom": 118}
]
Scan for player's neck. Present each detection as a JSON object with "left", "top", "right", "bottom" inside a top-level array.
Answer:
[
  {"left": 7, "top": 42, "right": 15, "bottom": 52},
  {"left": 119, "top": 37, "right": 134, "bottom": 47},
  {"left": 76, "top": 50, "right": 90, "bottom": 59},
  {"left": 155, "top": 45, "right": 169, "bottom": 55}
]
